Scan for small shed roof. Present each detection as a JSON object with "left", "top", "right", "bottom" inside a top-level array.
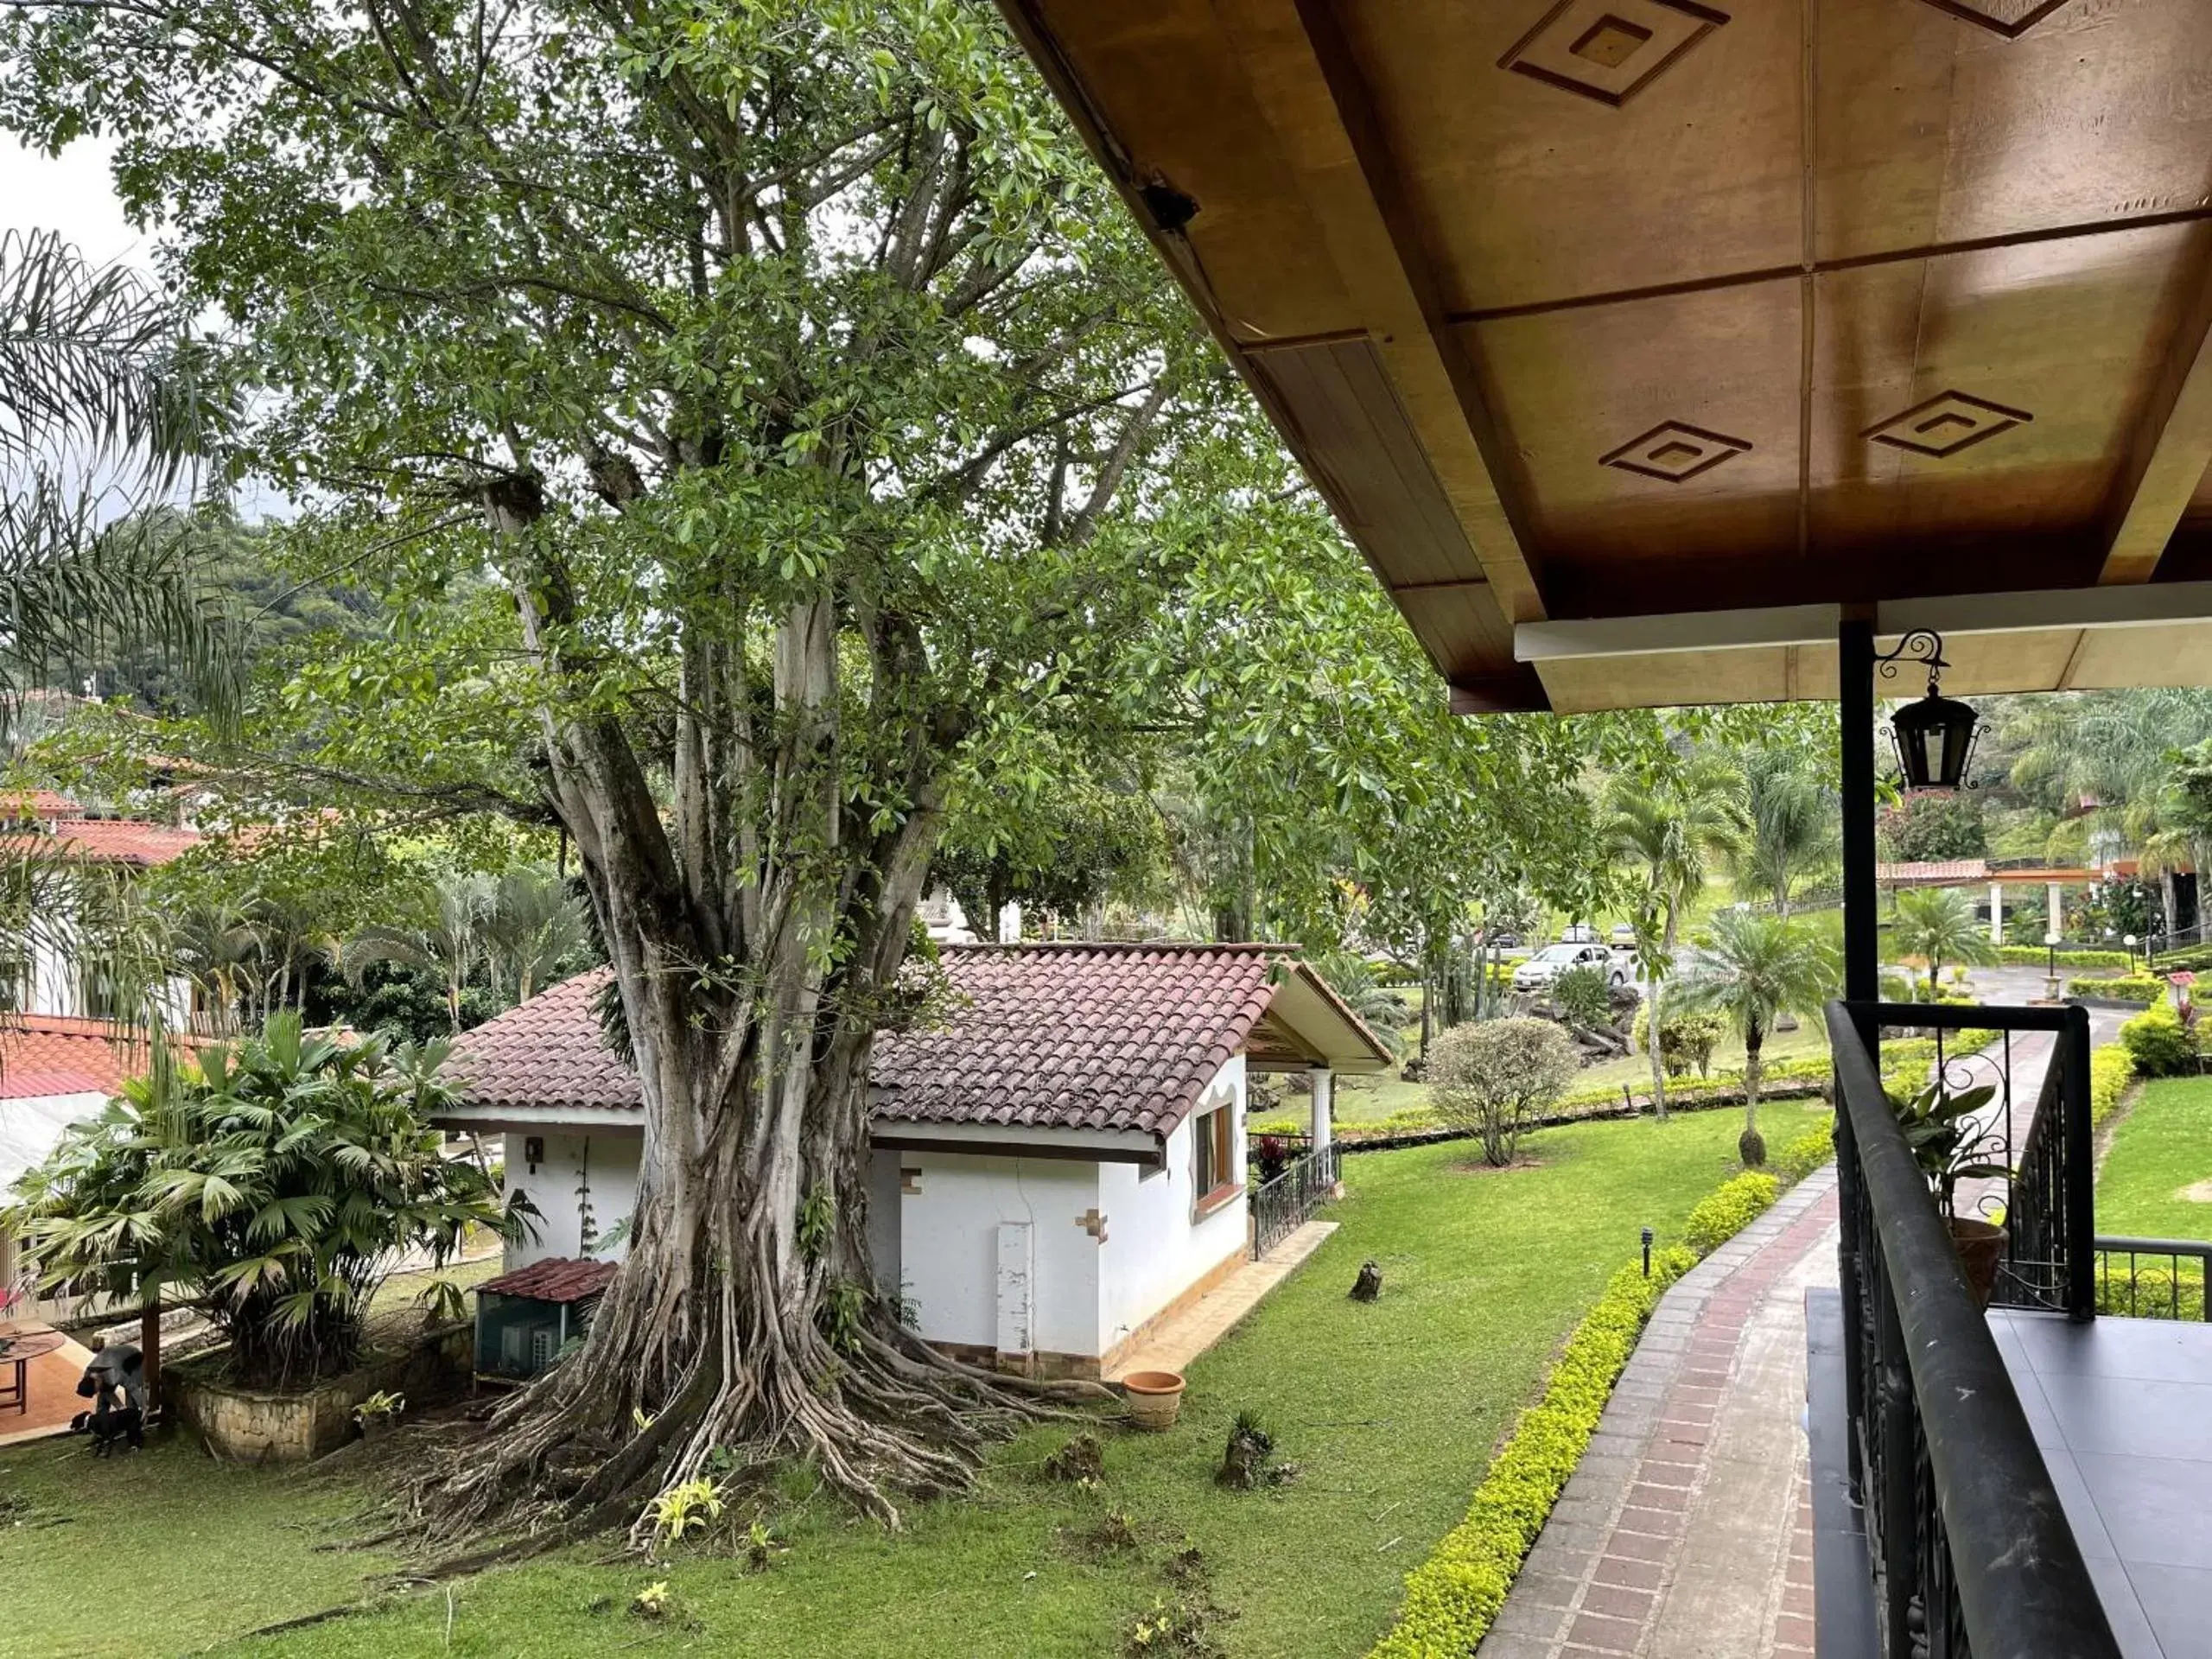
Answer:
[{"left": 479, "top": 1257, "right": 619, "bottom": 1304}]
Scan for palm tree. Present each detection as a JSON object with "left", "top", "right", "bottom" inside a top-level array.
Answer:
[
  {"left": 1, "top": 230, "right": 236, "bottom": 734},
  {"left": 1891, "top": 887, "right": 1999, "bottom": 995},
  {"left": 480, "top": 865, "right": 588, "bottom": 1006},
  {"left": 1730, "top": 748, "right": 1840, "bottom": 918},
  {"left": 1605, "top": 754, "right": 1745, "bottom": 1122},
  {"left": 1675, "top": 911, "right": 1838, "bottom": 1167},
  {"left": 340, "top": 870, "right": 492, "bottom": 1031}
]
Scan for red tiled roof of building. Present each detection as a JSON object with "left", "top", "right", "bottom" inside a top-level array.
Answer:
[
  {"left": 0, "top": 1015, "right": 162, "bottom": 1101},
  {"left": 1876, "top": 859, "right": 1990, "bottom": 887},
  {"left": 446, "top": 971, "right": 639, "bottom": 1113},
  {"left": 480, "top": 1256, "right": 620, "bottom": 1304},
  {"left": 0, "top": 817, "right": 201, "bottom": 868},
  {"left": 0, "top": 790, "right": 79, "bottom": 820},
  {"left": 448, "top": 944, "right": 1386, "bottom": 1140}
]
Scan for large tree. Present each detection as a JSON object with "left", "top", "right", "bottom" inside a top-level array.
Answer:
[{"left": 0, "top": 0, "right": 1338, "bottom": 1542}]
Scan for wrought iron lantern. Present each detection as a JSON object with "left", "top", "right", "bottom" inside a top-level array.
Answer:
[{"left": 1879, "top": 630, "right": 1979, "bottom": 791}]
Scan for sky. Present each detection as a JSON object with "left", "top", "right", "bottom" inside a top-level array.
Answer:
[{"left": 4, "top": 137, "right": 143, "bottom": 267}]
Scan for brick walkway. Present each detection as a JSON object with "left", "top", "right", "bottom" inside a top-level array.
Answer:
[{"left": 1478, "top": 1166, "right": 1840, "bottom": 1659}]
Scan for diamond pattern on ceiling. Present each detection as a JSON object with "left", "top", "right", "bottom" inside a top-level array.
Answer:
[
  {"left": 1863, "top": 392, "right": 2034, "bottom": 459},
  {"left": 1600, "top": 420, "right": 1752, "bottom": 483},
  {"left": 1911, "top": 0, "right": 2076, "bottom": 41},
  {"left": 1498, "top": 0, "right": 1730, "bottom": 109}
]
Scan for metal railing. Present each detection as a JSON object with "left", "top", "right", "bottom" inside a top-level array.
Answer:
[
  {"left": 1249, "top": 1143, "right": 1339, "bottom": 1259},
  {"left": 2094, "top": 1236, "right": 2212, "bottom": 1321},
  {"left": 1828, "top": 999, "right": 2120, "bottom": 1658}
]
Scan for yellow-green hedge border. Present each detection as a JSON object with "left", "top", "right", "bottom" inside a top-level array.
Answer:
[{"left": 1367, "top": 1158, "right": 1802, "bottom": 1658}]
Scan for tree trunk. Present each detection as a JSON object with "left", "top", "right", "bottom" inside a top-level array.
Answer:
[
  {"left": 1739, "top": 1020, "right": 1766, "bottom": 1167},
  {"left": 139, "top": 1296, "right": 162, "bottom": 1408}
]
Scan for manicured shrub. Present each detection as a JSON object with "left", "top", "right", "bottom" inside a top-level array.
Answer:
[
  {"left": 1368, "top": 1246, "right": 1695, "bottom": 1659},
  {"left": 1683, "top": 1171, "right": 1781, "bottom": 1254},
  {"left": 1549, "top": 964, "right": 1615, "bottom": 1032},
  {"left": 1774, "top": 1124, "right": 1835, "bottom": 1185},
  {"left": 2089, "top": 1044, "right": 2136, "bottom": 1130},
  {"left": 2095, "top": 1263, "right": 2207, "bottom": 1322},
  {"left": 2069, "top": 975, "right": 2163, "bottom": 1004},
  {"left": 1997, "top": 945, "right": 2132, "bottom": 970},
  {"left": 1630, "top": 1006, "right": 1728, "bottom": 1078},
  {"left": 2120, "top": 1002, "right": 2199, "bottom": 1078},
  {"left": 1429, "top": 1018, "right": 1580, "bottom": 1168}
]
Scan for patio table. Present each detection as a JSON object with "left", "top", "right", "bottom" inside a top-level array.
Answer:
[{"left": 0, "top": 1330, "right": 67, "bottom": 1415}]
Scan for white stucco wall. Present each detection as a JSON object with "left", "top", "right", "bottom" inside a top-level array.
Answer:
[
  {"left": 501, "top": 1129, "right": 642, "bottom": 1267},
  {"left": 3, "top": 1090, "right": 110, "bottom": 1306},
  {"left": 864, "top": 1147, "right": 903, "bottom": 1302},
  {"left": 1097, "top": 1055, "right": 1247, "bottom": 1356},
  {"left": 894, "top": 1153, "right": 1103, "bottom": 1359}
]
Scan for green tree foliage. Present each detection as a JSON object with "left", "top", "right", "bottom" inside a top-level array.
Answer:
[
  {"left": 3, "top": 1015, "right": 522, "bottom": 1388},
  {"left": 1675, "top": 912, "right": 1837, "bottom": 1168},
  {"left": 1427, "top": 1016, "right": 1579, "bottom": 1168},
  {"left": 1730, "top": 746, "right": 1840, "bottom": 916},
  {"left": 1604, "top": 751, "right": 1745, "bottom": 1122},
  {"left": 1878, "top": 790, "right": 1986, "bottom": 863}
]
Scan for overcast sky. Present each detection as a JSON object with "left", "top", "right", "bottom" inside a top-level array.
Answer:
[{"left": 4, "top": 137, "right": 144, "bottom": 267}]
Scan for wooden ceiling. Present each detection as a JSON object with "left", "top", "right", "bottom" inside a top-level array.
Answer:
[{"left": 998, "top": 0, "right": 2212, "bottom": 712}]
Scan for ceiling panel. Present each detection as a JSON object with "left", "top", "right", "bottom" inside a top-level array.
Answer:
[
  {"left": 1460, "top": 276, "right": 1802, "bottom": 568},
  {"left": 1337, "top": 0, "right": 1803, "bottom": 317}
]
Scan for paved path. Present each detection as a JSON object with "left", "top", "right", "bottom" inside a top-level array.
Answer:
[
  {"left": 1103, "top": 1219, "right": 1336, "bottom": 1382},
  {"left": 1478, "top": 1170, "right": 1840, "bottom": 1659}
]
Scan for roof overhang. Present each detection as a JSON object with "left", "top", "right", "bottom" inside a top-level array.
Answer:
[
  {"left": 1250, "top": 964, "right": 1395, "bottom": 1073},
  {"left": 997, "top": 0, "right": 2212, "bottom": 713}
]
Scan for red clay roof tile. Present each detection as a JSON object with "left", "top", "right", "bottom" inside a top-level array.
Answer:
[{"left": 479, "top": 1256, "right": 620, "bottom": 1303}]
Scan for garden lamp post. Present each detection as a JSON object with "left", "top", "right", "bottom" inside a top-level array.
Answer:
[
  {"left": 2045, "top": 930, "right": 2062, "bottom": 1002},
  {"left": 2126, "top": 933, "right": 2139, "bottom": 975}
]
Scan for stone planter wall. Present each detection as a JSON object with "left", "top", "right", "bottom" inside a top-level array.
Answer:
[{"left": 170, "top": 1323, "right": 469, "bottom": 1464}]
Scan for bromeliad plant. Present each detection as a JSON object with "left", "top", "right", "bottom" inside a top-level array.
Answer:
[{"left": 3, "top": 1014, "right": 532, "bottom": 1389}]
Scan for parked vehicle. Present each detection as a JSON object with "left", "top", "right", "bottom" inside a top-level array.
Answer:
[{"left": 1511, "top": 940, "right": 1630, "bottom": 993}]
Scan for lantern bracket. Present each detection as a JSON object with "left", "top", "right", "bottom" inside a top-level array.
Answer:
[{"left": 1874, "top": 628, "right": 1949, "bottom": 697}]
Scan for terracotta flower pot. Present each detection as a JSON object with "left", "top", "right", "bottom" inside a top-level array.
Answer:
[
  {"left": 1121, "top": 1370, "right": 1186, "bottom": 1432},
  {"left": 1949, "top": 1217, "right": 2007, "bottom": 1308}
]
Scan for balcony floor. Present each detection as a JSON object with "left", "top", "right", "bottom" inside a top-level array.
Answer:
[{"left": 1993, "top": 1307, "right": 2212, "bottom": 1659}]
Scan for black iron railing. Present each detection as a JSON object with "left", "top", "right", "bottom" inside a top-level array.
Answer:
[
  {"left": 1249, "top": 1144, "right": 1338, "bottom": 1259},
  {"left": 2094, "top": 1236, "right": 2212, "bottom": 1321},
  {"left": 1828, "top": 999, "right": 2120, "bottom": 1659}
]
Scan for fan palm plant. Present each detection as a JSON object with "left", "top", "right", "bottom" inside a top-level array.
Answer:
[
  {"left": 1891, "top": 887, "right": 1999, "bottom": 996},
  {"left": 340, "top": 870, "right": 493, "bottom": 1030},
  {"left": 1730, "top": 748, "right": 1840, "bottom": 918},
  {"left": 3, "top": 1013, "right": 528, "bottom": 1388},
  {"left": 480, "top": 865, "right": 588, "bottom": 1007},
  {"left": 1675, "top": 910, "right": 1839, "bottom": 1167},
  {"left": 1605, "top": 755, "right": 1745, "bottom": 1122}
]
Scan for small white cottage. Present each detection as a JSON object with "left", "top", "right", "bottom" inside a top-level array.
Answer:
[{"left": 436, "top": 943, "right": 1390, "bottom": 1378}]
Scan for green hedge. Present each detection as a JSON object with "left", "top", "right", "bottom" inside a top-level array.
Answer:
[
  {"left": 2069, "top": 975, "right": 2163, "bottom": 1003},
  {"left": 1367, "top": 1247, "right": 1696, "bottom": 1658},
  {"left": 1684, "top": 1172, "right": 1782, "bottom": 1254},
  {"left": 1997, "top": 945, "right": 2132, "bottom": 969},
  {"left": 1370, "top": 1147, "right": 1827, "bottom": 1658},
  {"left": 2090, "top": 1043, "right": 2136, "bottom": 1131},
  {"left": 1774, "top": 1124, "right": 1836, "bottom": 1184},
  {"left": 2095, "top": 1262, "right": 2208, "bottom": 1322}
]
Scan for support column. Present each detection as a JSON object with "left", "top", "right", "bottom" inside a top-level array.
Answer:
[
  {"left": 1841, "top": 619, "right": 1879, "bottom": 1005},
  {"left": 1989, "top": 881, "right": 2005, "bottom": 946},
  {"left": 1307, "top": 1065, "right": 1333, "bottom": 1156}
]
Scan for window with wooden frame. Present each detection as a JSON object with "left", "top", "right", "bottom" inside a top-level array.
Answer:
[{"left": 1192, "top": 1105, "right": 1238, "bottom": 1216}]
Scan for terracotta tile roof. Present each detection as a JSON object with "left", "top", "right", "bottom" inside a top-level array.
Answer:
[
  {"left": 0, "top": 818, "right": 200, "bottom": 868},
  {"left": 480, "top": 1256, "right": 620, "bottom": 1304},
  {"left": 0, "top": 1015, "right": 161, "bottom": 1101},
  {"left": 871, "top": 944, "right": 1291, "bottom": 1135},
  {"left": 448, "top": 944, "right": 1362, "bottom": 1140},
  {"left": 1877, "top": 859, "right": 1990, "bottom": 887},
  {"left": 0, "top": 790, "right": 79, "bottom": 820},
  {"left": 445, "top": 971, "right": 639, "bottom": 1113}
]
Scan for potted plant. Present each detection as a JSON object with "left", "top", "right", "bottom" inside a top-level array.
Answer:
[
  {"left": 353, "top": 1389, "right": 405, "bottom": 1442},
  {"left": 1892, "top": 1078, "right": 2011, "bottom": 1305}
]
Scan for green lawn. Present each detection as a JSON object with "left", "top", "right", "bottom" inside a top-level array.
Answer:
[
  {"left": 2098, "top": 1075, "right": 2212, "bottom": 1242},
  {"left": 1, "top": 1103, "right": 1827, "bottom": 1659}
]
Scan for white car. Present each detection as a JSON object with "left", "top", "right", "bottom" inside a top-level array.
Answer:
[{"left": 1512, "top": 941, "right": 1629, "bottom": 994}]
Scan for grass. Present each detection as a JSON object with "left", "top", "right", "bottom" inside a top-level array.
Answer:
[
  {"left": 0, "top": 1103, "right": 1828, "bottom": 1659},
  {"left": 2097, "top": 1075, "right": 2212, "bottom": 1243}
]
